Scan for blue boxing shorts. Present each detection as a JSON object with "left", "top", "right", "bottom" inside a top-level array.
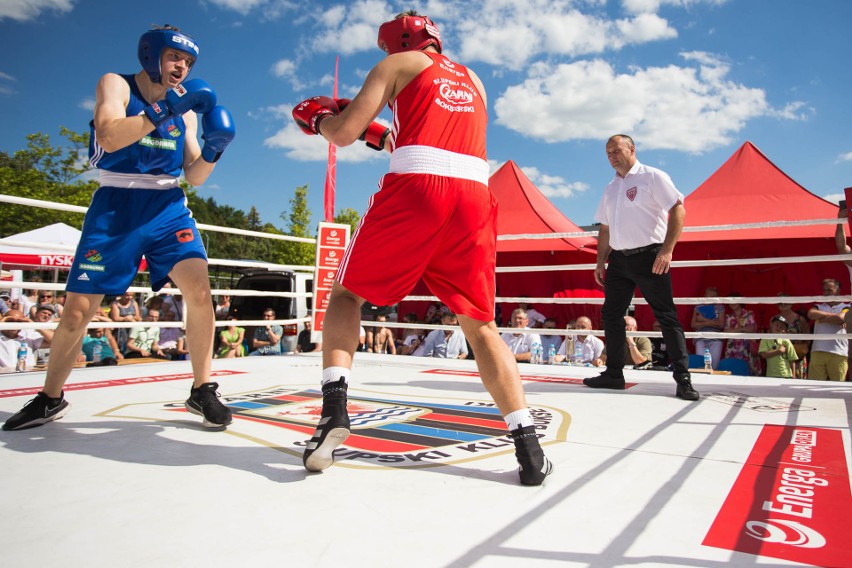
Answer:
[{"left": 67, "top": 187, "right": 207, "bottom": 295}]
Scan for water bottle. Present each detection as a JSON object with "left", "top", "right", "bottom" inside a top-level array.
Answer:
[
  {"left": 704, "top": 347, "right": 712, "bottom": 370},
  {"left": 531, "top": 341, "right": 542, "bottom": 364},
  {"left": 547, "top": 343, "right": 556, "bottom": 365},
  {"left": 15, "top": 342, "right": 27, "bottom": 372},
  {"left": 573, "top": 337, "right": 583, "bottom": 364},
  {"left": 92, "top": 341, "right": 103, "bottom": 363}
]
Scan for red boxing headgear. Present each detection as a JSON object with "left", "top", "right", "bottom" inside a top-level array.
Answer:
[{"left": 377, "top": 14, "right": 442, "bottom": 54}]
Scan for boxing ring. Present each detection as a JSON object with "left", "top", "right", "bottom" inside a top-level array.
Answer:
[{"left": 0, "top": 194, "right": 851, "bottom": 567}]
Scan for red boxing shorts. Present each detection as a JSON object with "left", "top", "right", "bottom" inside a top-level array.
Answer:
[{"left": 338, "top": 172, "right": 497, "bottom": 322}]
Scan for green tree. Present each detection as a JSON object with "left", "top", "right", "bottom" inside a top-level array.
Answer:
[
  {"left": 0, "top": 128, "right": 96, "bottom": 237},
  {"left": 279, "top": 184, "right": 315, "bottom": 266},
  {"left": 334, "top": 207, "right": 361, "bottom": 234}
]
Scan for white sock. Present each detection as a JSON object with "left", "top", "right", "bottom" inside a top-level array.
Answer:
[
  {"left": 503, "top": 408, "right": 534, "bottom": 432},
  {"left": 322, "top": 367, "right": 350, "bottom": 387}
]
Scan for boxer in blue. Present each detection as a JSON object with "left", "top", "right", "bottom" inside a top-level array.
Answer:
[{"left": 3, "top": 25, "right": 236, "bottom": 431}]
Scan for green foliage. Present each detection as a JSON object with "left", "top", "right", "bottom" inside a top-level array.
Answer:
[
  {"left": 0, "top": 128, "right": 96, "bottom": 237},
  {"left": 279, "top": 184, "right": 315, "bottom": 267},
  {"left": 334, "top": 207, "right": 361, "bottom": 234},
  {"left": 1, "top": 130, "right": 333, "bottom": 274}
]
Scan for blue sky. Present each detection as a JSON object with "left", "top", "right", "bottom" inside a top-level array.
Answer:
[{"left": 1, "top": 0, "right": 850, "bottom": 232}]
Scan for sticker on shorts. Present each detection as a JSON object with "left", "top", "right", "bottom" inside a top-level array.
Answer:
[{"left": 175, "top": 229, "right": 194, "bottom": 243}]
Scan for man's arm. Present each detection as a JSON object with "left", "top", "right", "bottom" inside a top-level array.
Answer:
[
  {"left": 808, "top": 306, "right": 845, "bottom": 324},
  {"left": 315, "top": 52, "right": 434, "bottom": 149},
  {"left": 594, "top": 224, "right": 611, "bottom": 287},
  {"left": 126, "top": 336, "right": 148, "bottom": 356},
  {"left": 654, "top": 201, "right": 684, "bottom": 275},
  {"left": 106, "top": 331, "right": 123, "bottom": 360},
  {"left": 92, "top": 73, "right": 156, "bottom": 152},
  {"left": 457, "top": 334, "right": 469, "bottom": 359},
  {"left": 835, "top": 205, "right": 852, "bottom": 266},
  {"left": 628, "top": 336, "right": 652, "bottom": 364},
  {"left": 384, "top": 330, "right": 397, "bottom": 355}
]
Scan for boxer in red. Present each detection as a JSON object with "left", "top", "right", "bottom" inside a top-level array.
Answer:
[{"left": 293, "top": 11, "right": 552, "bottom": 485}]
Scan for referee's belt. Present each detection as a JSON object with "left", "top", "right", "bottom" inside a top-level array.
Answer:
[{"left": 615, "top": 243, "right": 661, "bottom": 256}]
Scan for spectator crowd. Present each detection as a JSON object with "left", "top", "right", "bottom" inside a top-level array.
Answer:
[{"left": 2, "top": 271, "right": 849, "bottom": 382}]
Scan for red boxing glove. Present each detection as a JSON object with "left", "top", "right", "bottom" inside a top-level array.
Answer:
[
  {"left": 361, "top": 121, "right": 390, "bottom": 151},
  {"left": 334, "top": 98, "right": 352, "bottom": 112},
  {"left": 292, "top": 96, "right": 339, "bottom": 135}
]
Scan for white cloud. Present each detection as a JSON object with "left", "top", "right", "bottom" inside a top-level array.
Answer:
[
  {"left": 520, "top": 165, "right": 590, "bottom": 199},
  {"left": 78, "top": 97, "right": 95, "bottom": 111},
  {"left": 836, "top": 152, "right": 852, "bottom": 164},
  {"left": 204, "top": 0, "right": 268, "bottom": 16},
  {"left": 823, "top": 193, "right": 844, "bottom": 205},
  {"left": 307, "top": 0, "right": 390, "bottom": 55},
  {"left": 493, "top": 52, "right": 780, "bottom": 152},
  {"left": 453, "top": 0, "right": 677, "bottom": 70},
  {"left": 622, "top": 0, "right": 728, "bottom": 15},
  {"left": 271, "top": 59, "right": 296, "bottom": 78},
  {"left": 0, "top": 0, "right": 73, "bottom": 21},
  {"left": 488, "top": 159, "right": 589, "bottom": 199},
  {"left": 0, "top": 70, "right": 16, "bottom": 95},
  {"left": 521, "top": 166, "right": 589, "bottom": 198}
]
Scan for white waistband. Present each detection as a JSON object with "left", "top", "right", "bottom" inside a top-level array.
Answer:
[
  {"left": 389, "top": 146, "right": 489, "bottom": 185},
  {"left": 99, "top": 171, "right": 181, "bottom": 190}
]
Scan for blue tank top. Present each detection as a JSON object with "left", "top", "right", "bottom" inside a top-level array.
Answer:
[{"left": 88, "top": 74, "right": 186, "bottom": 177}]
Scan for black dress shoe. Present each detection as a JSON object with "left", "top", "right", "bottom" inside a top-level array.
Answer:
[
  {"left": 583, "top": 372, "right": 626, "bottom": 390},
  {"left": 675, "top": 378, "right": 700, "bottom": 401}
]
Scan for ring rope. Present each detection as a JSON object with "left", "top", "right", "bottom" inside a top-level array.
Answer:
[
  {"left": 497, "top": 217, "right": 846, "bottom": 241},
  {"left": 0, "top": 194, "right": 316, "bottom": 244},
  {"left": 496, "top": 254, "right": 852, "bottom": 273}
]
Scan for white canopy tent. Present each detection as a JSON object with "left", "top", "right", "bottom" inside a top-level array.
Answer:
[{"left": 0, "top": 222, "right": 80, "bottom": 269}]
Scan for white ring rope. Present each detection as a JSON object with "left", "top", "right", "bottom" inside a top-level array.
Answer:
[
  {"left": 497, "top": 217, "right": 846, "bottom": 241},
  {"left": 3, "top": 193, "right": 849, "bottom": 353},
  {"left": 496, "top": 254, "right": 852, "bottom": 273},
  {"left": 0, "top": 194, "right": 316, "bottom": 244}
]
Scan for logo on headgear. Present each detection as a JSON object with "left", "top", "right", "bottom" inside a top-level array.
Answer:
[
  {"left": 745, "top": 519, "right": 826, "bottom": 549},
  {"left": 170, "top": 35, "right": 199, "bottom": 55}
]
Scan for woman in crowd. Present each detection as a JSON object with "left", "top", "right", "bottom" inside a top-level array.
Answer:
[{"left": 723, "top": 293, "right": 760, "bottom": 375}]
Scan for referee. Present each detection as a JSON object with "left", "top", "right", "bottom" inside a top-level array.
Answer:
[{"left": 585, "top": 134, "right": 699, "bottom": 401}]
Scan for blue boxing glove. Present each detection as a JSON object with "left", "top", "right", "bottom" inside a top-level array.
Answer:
[
  {"left": 201, "top": 106, "right": 235, "bottom": 163},
  {"left": 144, "top": 79, "right": 217, "bottom": 127}
]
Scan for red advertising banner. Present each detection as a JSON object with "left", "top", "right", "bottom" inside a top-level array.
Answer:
[
  {"left": 312, "top": 222, "right": 350, "bottom": 338},
  {"left": 703, "top": 425, "right": 852, "bottom": 567}
]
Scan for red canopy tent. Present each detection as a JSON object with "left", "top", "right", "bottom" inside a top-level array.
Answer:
[
  {"left": 490, "top": 160, "right": 599, "bottom": 326},
  {"left": 660, "top": 141, "right": 848, "bottom": 331},
  {"left": 400, "top": 161, "right": 599, "bottom": 326}
]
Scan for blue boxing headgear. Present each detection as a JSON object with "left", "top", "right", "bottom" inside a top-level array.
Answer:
[{"left": 138, "top": 26, "right": 200, "bottom": 84}]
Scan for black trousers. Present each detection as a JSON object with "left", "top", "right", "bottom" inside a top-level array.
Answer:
[{"left": 601, "top": 247, "right": 689, "bottom": 379}]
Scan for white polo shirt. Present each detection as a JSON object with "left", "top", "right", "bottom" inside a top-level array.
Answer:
[
  {"left": 594, "top": 160, "right": 684, "bottom": 251},
  {"left": 811, "top": 302, "right": 850, "bottom": 356},
  {"left": 501, "top": 330, "right": 542, "bottom": 355}
]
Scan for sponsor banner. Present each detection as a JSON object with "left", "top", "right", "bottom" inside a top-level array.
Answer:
[
  {"left": 312, "top": 222, "right": 350, "bottom": 338},
  {"left": 703, "top": 425, "right": 852, "bottom": 567},
  {"left": 316, "top": 225, "right": 347, "bottom": 248},
  {"left": 316, "top": 246, "right": 342, "bottom": 269},
  {"left": 0, "top": 253, "right": 75, "bottom": 267},
  {"left": 0, "top": 370, "right": 246, "bottom": 399},
  {"left": 104, "top": 386, "right": 570, "bottom": 469}
]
